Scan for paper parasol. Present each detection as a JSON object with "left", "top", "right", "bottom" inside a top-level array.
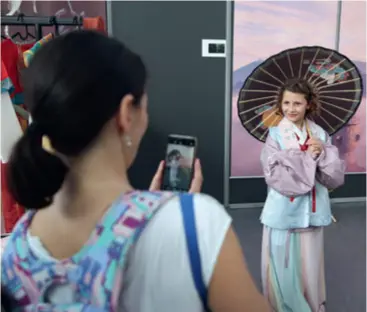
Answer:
[{"left": 237, "top": 46, "right": 363, "bottom": 142}]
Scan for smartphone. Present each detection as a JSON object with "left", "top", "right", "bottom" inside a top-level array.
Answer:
[{"left": 161, "top": 134, "right": 198, "bottom": 192}]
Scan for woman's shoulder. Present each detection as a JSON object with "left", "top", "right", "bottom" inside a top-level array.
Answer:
[
  {"left": 122, "top": 193, "right": 232, "bottom": 309},
  {"left": 158, "top": 193, "right": 231, "bottom": 226},
  {"left": 137, "top": 192, "right": 232, "bottom": 246}
]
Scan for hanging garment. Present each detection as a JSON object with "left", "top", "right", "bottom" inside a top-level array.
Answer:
[
  {"left": 1, "top": 39, "right": 34, "bottom": 131},
  {"left": 0, "top": 34, "right": 55, "bottom": 233},
  {"left": 1, "top": 63, "right": 25, "bottom": 233},
  {"left": 1, "top": 39, "right": 34, "bottom": 105},
  {"left": 83, "top": 16, "right": 106, "bottom": 33},
  {"left": 23, "top": 33, "right": 53, "bottom": 68}
]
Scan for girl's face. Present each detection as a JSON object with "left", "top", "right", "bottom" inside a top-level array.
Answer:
[
  {"left": 172, "top": 155, "right": 180, "bottom": 163},
  {"left": 281, "top": 90, "right": 310, "bottom": 125}
]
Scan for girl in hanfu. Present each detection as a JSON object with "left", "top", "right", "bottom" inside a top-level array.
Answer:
[{"left": 260, "top": 78, "right": 345, "bottom": 312}]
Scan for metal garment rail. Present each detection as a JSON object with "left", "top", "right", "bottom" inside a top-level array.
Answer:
[
  {"left": 1, "top": 15, "right": 83, "bottom": 26},
  {"left": 1, "top": 15, "right": 83, "bottom": 39}
]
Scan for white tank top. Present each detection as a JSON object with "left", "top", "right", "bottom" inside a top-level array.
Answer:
[{"left": 27, "top": 193, "right": 232, "bottom": 312}]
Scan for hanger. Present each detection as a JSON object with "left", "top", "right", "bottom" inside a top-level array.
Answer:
[
  {"left": 24, "top": 24, "right": 36, "bottom": 40},
  {"left": 49, "top": 16, "right": 59, "bottom": 36},
  {"left": 67, "top": 0, "right": 84, "bottom": 30},
  {"left": 6, "top": 13, "right": 26, "bottom": 41},
  {"left": 5, "top": 13, "right": 36, "bottom": 43}
]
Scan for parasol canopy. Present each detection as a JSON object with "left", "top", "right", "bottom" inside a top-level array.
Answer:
[{"left": 237, "top": 46, "right": 363, "bottom": 142}]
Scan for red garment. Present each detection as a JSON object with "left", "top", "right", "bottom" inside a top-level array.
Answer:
[
  {"left": 289, "top": 133, "right": 317, "bottom": 213},
  {"left": 1, "top": 39, "right": 34, "bottom": 105},
  {"left": 1, "top": 43, "right": 28, "bottom": 232},
  {"left": 83, "top": 17, "right": 106, "bottom": 33},
  {"left": 1, "top": 162, "right": 25, "bottom": 233}
]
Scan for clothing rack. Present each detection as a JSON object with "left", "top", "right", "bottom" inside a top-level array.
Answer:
[{"left": 1, "top": 14, "right": 83, "bottom": 40}]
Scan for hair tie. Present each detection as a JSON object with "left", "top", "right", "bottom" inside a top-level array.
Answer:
[
  {"left": 41, "top": 135, "right": 70, "bottom": 167},
  {"left": 41, "top": 135, "right": 56, "bottom": 155}
]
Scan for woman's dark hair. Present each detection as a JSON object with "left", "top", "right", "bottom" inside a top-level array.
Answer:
[
  {"left": 276, "top": 78, "right": 320, "bottom": 116},
  {"left": 7, "top": 31, "right": 147, "bottom": 209}
]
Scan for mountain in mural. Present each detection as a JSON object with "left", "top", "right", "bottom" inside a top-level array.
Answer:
[{"left": 232, "top": 60, "right": 262, "bottom": 94}]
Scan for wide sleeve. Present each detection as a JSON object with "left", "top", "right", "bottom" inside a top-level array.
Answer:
[
  {"left": 261, "top": 135, "right": 317, "bottom": 197},
  {"left": 316, "top": 135, "right": 345, "bottom": 189}
]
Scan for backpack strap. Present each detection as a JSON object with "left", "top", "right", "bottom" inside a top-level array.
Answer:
[{"left": 179, "top": 193, "right": 210, "bottom": 311}]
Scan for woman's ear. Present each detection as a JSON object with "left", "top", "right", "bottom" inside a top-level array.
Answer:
[{"left": 116, "top": 94, "right": 135, "bottom": 134}]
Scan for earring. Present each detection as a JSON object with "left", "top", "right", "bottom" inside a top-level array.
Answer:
[{"left": 124, "top": 135, "right": 132, "bottom": 147}]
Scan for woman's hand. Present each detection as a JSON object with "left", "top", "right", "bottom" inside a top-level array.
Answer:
[
  {"left": 306, "top": 138, "right": 323, "bottom": 159},
  {"left": 149, "top": 159, "right": 203, "bottom": 193}
]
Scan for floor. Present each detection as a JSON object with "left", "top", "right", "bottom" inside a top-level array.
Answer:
[{"left": 229, "top": 202, "right": 366, "bottom": 312}]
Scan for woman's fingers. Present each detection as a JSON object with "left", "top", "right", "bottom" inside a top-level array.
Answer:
[{"left": 189, "top": 159, "right": 203, "bottom": 193}]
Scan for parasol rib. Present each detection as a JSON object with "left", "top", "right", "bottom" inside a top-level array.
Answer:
[
  {"left": 303, "top": 48, "right": 320, "bottom": 80},
  {"left": 320, "top": 106, "right": 346, "bottom": 123},
  {"left": 287, "top": 52, "right": 294, "bottom": 77},
  {"left": 242, "top": 106, "right": 274, "bottom": 125},
  {"left": 319, "top": 89, "right": 362, "bottom": 94},
  {"left": 298, "top": 48, "right": 304, "bottom": 78},
  {"left": 241, "top": 89, "right": 278, "bottom": 94},
  {"left": 239, "top": 99, "right": 277, "bottom": 115},
  {"left": 251, "top": 109, "right": 278, "bottom": 133},
  {"left": 319, "top": 99, "right": 354, "bottom": 113},
  {"left": 320, "top": 95, "right": 359, "bottom": 103},
  {"left": 272, "top": 59, "right": 288, "bottom": 80},
  {"left": 308, "top": 51, "right": 334, "bottom": 82},
  {"left": 317, "top": 77, "right": 360, "bottom": 90},
  {"left": 310, "top": 58, "right": 346, "bottom": 85},
  {"left": 239, "top": 95, "right": 277, "bottom": 104},
  {"left": 259, "top": 67, "right": 285, "bottom": 84},
  {"left": 260, "top": 128, "right": 270, "bottom": 141},
  {"left": 248, "top": 77, "right": 281, "bottom": 89},
  {"left": 318, "top": 114, "right": 335, "bottom": 132}
]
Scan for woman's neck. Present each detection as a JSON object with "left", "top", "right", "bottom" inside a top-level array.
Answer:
[{"left": 52, "top": 146, "right": 134, "bottom": 218}]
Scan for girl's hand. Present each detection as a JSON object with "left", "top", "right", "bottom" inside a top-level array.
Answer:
[
  {"left": 306, "top": 138, "right": 323, "bottom": 150},
  {"left": 306, "top": 138, "right": 323, "bottom": 159},
  {"left": 307, "top": 145, "right": 320, "bottom": 159},
  {"left": 149, "top": 159, "right": 203, "bottom": 193}
]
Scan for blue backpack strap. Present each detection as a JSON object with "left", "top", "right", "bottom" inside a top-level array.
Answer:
[{"left": 179, "top": 193, "right": 210, "bottom": 311}]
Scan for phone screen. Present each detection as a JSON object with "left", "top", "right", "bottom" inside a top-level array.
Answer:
[{"left": 162, "top": 135, "right": 197, "bottom": 192}]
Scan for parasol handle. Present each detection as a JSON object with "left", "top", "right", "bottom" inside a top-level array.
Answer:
[{"left": 305, "top": 120, "right": 312, "bottom": 138}]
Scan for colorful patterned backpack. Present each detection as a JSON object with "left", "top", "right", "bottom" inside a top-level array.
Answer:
[
  {"left": 1, "top": 191, "right": 175, "bottom": 311},
  {"left": 1, "top": 191, "right": 210, "bottom": 311}
]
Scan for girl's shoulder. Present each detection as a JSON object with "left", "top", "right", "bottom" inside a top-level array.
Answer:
[{"left": 268, "top": 126, "right": 281, "bottom": 142}]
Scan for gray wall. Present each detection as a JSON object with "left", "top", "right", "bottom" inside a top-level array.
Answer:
[{"left": 110, "top": 1, "right": 227, "bottom": 201}]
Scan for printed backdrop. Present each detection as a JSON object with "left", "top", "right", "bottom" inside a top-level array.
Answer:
[{"left": 231, "top": 1, "right": 366, "bottom": 177}]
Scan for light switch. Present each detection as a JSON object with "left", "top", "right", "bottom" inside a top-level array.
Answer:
[{"left": 202, "top": 39, "right": 226, "bottom": 58}]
